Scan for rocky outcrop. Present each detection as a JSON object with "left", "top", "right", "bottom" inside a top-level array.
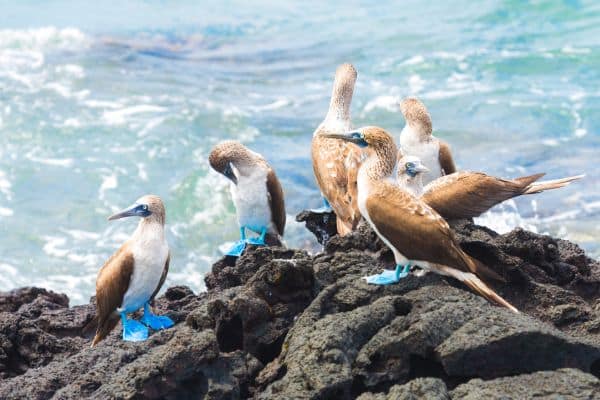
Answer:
[{"left": 0, "top": 213, "right": 599, "bottom": 399}]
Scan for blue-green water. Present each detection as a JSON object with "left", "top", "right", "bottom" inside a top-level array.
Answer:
[{"left": 0, "top": 1, "right": 598, "bottom": 304}]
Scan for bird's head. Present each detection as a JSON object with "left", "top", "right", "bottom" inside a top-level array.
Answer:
[
  {"left": 208, "top": 140, "right": 262, "bottom": 185},
  {"left": 400, "top": 97, "right": 432, "bottom": 137},
  {"left": 108, "top": 195, "right": 165, "bottom": 225},
  {"left": 398, "top": 155, "right": 429, "bottom": 178},
  {"left": 323, "top": 126, "right": 396, "bottom": 153}
]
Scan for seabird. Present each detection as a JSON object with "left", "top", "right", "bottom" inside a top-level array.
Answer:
[
  {"left": 311, "top": 63, "right": 362, "bottom": 235},
  {"left": 209, "top": 141, "right": 286, "bottom": 256},
  {"left": 324, "top": 126, "right": 518, "bottom": 313},
  {"left": 399, "top": 97, "right": 456, "bottom": 185},
  {"left": 90, "top": 195, "right": 173, "bottom": 345},
  {"left": 397, "top": 155, "right": 584, "bottom": 220}
]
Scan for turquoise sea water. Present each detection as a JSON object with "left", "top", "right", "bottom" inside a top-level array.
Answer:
[{"left": 0, "top": 1, "right": 598, "bottom": 304}]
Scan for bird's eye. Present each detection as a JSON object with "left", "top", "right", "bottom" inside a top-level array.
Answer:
[
  {"left": 406, "top": 162, "right": 414, "bottom": 169},
  {"left": 351, "top": 132, "right": 362, "bottom": 139},
  {"left": 142, "top": 205, "right": 148, "bottom": 211}
]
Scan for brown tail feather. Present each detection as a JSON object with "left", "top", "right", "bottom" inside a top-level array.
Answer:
[
  {"left": 91, "top": 313, "right": 120, "bottom": 347},
  {"left": 458, "top": 248, "right": 506, "bottom": 283},
  {"left": 523, "top": 174, "right": 584, "bottom": 194},
  {"left": 514, "top": 172, "right": 545, "bottom": 187},
  {"left": 438, "top": 265, "right": 519, "bottom": 313},
  {"left": 461, "top": 273, "right": 519, "bottom": 313}
]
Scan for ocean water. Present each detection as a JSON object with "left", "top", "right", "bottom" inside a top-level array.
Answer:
[{"left": 0, "top": 1, "right": 598, "bottom": 304}]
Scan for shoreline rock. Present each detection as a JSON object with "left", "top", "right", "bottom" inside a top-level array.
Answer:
[{"left": 0, "top": 213, "right": 599, "bottom": 399}]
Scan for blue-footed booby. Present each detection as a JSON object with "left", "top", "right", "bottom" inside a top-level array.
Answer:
[
  {"left": 399, "top": 97, "right": 456, "bottom": 185},
  {"left": 90, "top": 195, "right": 173, "bottom": 345},
  {"left": 311, "top": 63, "right": 362, "bottom": 235},
  {"left": 324, "top": 127, "right": 518, "bottom": 313},
  {"left": 209, "top": 141, "right": 286, "bottom": 257},
  {"left": 397, "top": 155, "right": 584, "bottom": 220}
]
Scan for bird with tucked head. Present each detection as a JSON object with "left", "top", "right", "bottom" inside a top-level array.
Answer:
[{"left": 209, "top": 141, "right": 286, "bottom": 257}]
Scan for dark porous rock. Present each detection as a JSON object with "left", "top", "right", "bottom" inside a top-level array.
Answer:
[
  {"left": 450, "top": 368, "right": 600, "bottom": 399},
  {"left": 0, "top": 287, "right": 92, "bottom": 378},
  {"left": 295, "top": 209, "right": 338, "bottom": 245},
  {"left": 436, "top": 311, "right": 600, "bottom": 379},
  {"left": 1, "top": 218, "right": 599, "bottom": 399},
  {"left": 356, "top": 378, "right": 450, "bottom": 400}
]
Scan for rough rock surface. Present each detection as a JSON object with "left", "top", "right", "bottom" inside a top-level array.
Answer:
[{"left": 0, "top": 211, "right": 599, "bottom": 399}]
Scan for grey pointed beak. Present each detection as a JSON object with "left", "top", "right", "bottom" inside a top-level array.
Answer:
[
  {"left": 414, "top": 163, "right": 429, "bottom": 173},
  {"left": 322, "top": 132, "right": 361, "bottom": 144},
  {"left": 108, "top": 204, "right": 149, "bottom": 221}
]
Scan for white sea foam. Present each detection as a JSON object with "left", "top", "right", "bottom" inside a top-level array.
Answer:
[
  {"left": 401, "top": 55, "right": 425, "bottom": 65},
  {"left": 408, "top": 74, "right": 425, "bottom": 94},
  {"left": 102, "top": 105, "right": 167, "bottom": 125},
  {"left": 137, "top": 116, "right": 165, "bottom": 137},
  {"left": 99, "top": 173, "right": 118, "bottom": 200},
  {"left": 363, "top": 95, "right": 400, "bottom": 113},
  {"left": 0, "top": 207, "right": 13, "bottom": 217},
  {"left": 474, "top": 200, "right": 539, "bottom": 234},
  {"left": 0, "top": 27, "right": 88, "bottom": 50},
  {"left": 0, "top": 170, "right": 12, "bottom": 197},
  {"left": 25, "top": 152, "right": 74, "bottom": 167},
  {"left": 561, "top": 45, "right": 591, "bottom": 55}
]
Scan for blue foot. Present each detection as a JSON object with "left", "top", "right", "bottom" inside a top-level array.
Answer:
[
  {"left": 363, "top": 264, "right": 411, "bottom": 285},
  {"left": 226, "top": 239, "right": 246, "bottom": 257},
  {"left": 121, "top": 315, "right": 149, "bottom": 342},
  {"left": 141, "top": 304, "right": 174, "bottom": 330}
]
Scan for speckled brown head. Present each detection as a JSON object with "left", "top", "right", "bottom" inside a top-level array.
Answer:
[
  {"left": 400, "top": 97, "right": 432, "bottom": 136},
  {"left": 108, "top": 194, "right": 166, "bottom": 225},
  {"left": 323, "top": 126, "right": 399, "bottom": 178},
  {"left": 326, "top": 63, "right": 357, "bottom": 121},
  {"left": 208, "top": 140, "right": 265, "bottom": 184}
]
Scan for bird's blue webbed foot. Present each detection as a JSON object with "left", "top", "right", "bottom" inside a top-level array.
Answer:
[
  {"left": 121, "top": 313, "right": 149, "bottom": 342},
  {"left": 246, "top": 227, "right": 267, "bottom": 246},
  {"left": 225, "top": 227, "right": 248, "bottom": 257},
  {"left": 310, "top": 197, "right": 333, "bottom": 214},
  {"left": 363, "top": 264, "right": 411, "bottom": 285},
  {"left": 141, "top": 303, "right": 174, "bottom": 330}
]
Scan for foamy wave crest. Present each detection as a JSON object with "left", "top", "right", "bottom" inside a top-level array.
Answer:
[{"left": 0, "top": 27, "right": 88, "bottom": 51}]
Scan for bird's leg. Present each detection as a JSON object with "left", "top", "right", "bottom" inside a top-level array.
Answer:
[
  {"left": 225, "top": 226, "right": 247, "bottom": 257},
  {"left": 363, "top": 262, "right": 411, "bottom": 285},
  {"left": 246, "top": 227, "right": 267, "bottom": 245},
  {"left": 310, "top": 197, "right": 333, "bottom": 214},
  {"left": 141, "top": 302, "right": 175, "bottom": 330},
  {"left": 120, "top": 312, "right": 148, "bottom": 342}
]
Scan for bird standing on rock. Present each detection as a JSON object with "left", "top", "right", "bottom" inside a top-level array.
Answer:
[
  {"left": 397, "top": 154, "right": 584, "bottom": 220},
  {"left": 209, "top": 141, "right": 286, "bottom": 257},
  {"left": 311, "top": 63, "right": 362, "bottom": 235},
  {"left": 324, "top": 127, "right": 518, "bottom": 313},
  {"left": 399, "top": 97, "right": 456, "bottom": 185},
  {"left": 89, "top": 195, "right": 174, "bottom": 346}
]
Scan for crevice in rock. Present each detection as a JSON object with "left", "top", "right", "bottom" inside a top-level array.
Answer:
[
  {"left": 408, "top": 354, "right": 469, "bottom": 390},
  {"left": 216, "top": 315, "right": 243, "bottom": 352},
  {"left": 256, "top": 333, "right": 286, "bottom": 365},
  {"left": 590, "top": 359, "right": 600, "bottom": 378}
]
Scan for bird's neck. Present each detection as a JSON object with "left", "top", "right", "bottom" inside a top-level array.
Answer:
[
  {"left": 401, "top": 123, "right": 431, "bottom": 143},
  {"left": 399, "top": 174, "right": 424, "bottom": 197},
  {"left": 360, "top": 146, "right": 397, "bottom": 182},
  {"left": 132, "top": 218, "right": 166, "bottom": 243},
  {"left": 324, "top": 80, "right": 353, "bottom": 127}
]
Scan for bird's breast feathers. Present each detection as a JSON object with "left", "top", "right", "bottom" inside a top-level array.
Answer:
[
  {"left": 231, "top": 168, "right": 272, "bottom": 233},
  {"left": 120, "top": 232, "right": 168, "bottom": 313}
]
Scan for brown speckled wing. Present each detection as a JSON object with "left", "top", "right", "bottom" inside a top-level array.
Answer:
[
  {"left": 266, "top": 168, "right": 286, "bottom": 236},
  {"left": 365, "top": 181, "right": 474, "bottom": 273},
  {"left": 92, "top": 242, "right": 134, "bottom": 345},
  {"left": 422, "top": 171, "right": 539, "bottom": 219},
  {"left": 438, "top": 141, "right": 457, "bottom": 175},
  {"left": 311, "top": 133, "right": 362, "bottom": 235}
]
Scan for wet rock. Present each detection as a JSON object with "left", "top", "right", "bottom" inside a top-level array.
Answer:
[
  {"left": 450, "top": 368, "right": 600, "bottom": 399},
  {"left": 295, "top": 209, "right": 338, "bottom": 245}
]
